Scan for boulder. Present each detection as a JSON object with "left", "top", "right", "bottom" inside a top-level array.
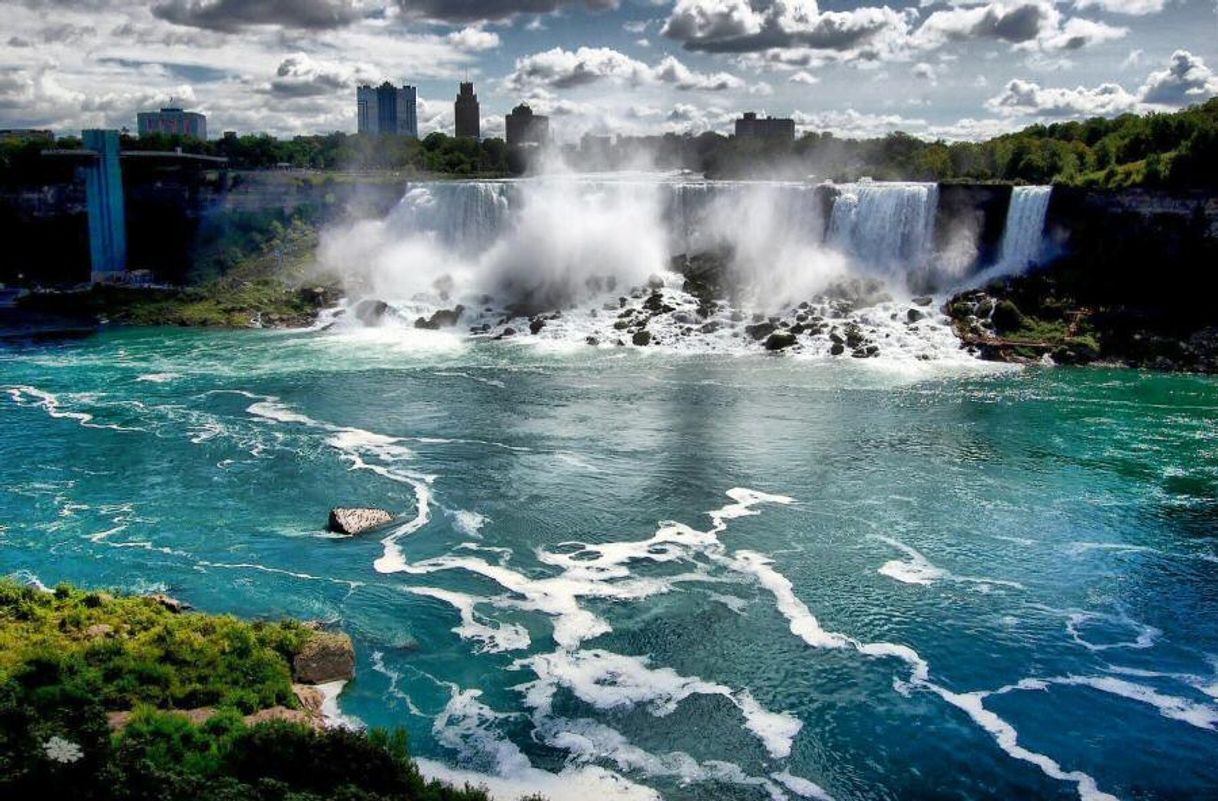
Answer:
[
  {"left": 764, "top": 331, "right": 798, "bottom": 351},
  {"left": 353, "top": 299, "right": 390, "bottom": 326},
  {"left": 632, "top": 330, "right": 653, "bottom": 346},
  {"left": 912, "top": 295, "right": 934, "bottom": 307},
  {"left": 991, "top": 300, "right": 1025, "bottom": 334},
  {"left": 414, "top": 305, "right": 466, "bottom": 330},
  {"left": 328, "top": 507, "right": 393, "bottom": 535},
  {"left": 907, "top": 308, "right": 925, "bottom": 323},
  {"left": 745, "top": 321, "right": 776, "bottom": 341},
  {"left": 529, "top": 317, "right": 546, "bottom": 335},
  {"left": 830, "top": 342, "right": 845, "bottom": 356},
  {"left": 85, "top": 623, "right": 114, "bottom": 638},
  {"left": 585, "top": 336, "right": 599, "bottom": 346},
  {"left": 292, "top": 631, "right": 356, "bottom": 684}
]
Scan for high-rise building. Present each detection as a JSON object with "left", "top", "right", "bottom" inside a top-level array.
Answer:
[
  {"left": 454, "top": 82, "right": 480, "bottom": 140},
  {"left": 356, "top": 82, "right": 418, "bottom": 137},
  {"left": 137, "top": 106, "right": 207, "bottom": 139},
  {"left": 734, "top": 112, "right": 795, "bottom": 141},
  {"left": 505, "top": 104, "right": 549, "bottom": 147}
]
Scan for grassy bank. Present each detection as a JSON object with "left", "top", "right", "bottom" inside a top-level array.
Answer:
[{"left": 0, "top": 579, "right": 493, "bottom": 801}]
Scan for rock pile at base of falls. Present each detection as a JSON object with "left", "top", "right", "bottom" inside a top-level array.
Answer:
[{"left": 328, "top": 507, "right": 393, "bottom": 535}]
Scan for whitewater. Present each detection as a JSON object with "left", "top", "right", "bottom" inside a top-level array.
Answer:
[{"left": 3, "top": 175, "right": 1217, "bottom": 801}]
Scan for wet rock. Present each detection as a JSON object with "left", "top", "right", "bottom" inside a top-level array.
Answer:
[
  {"left": 672, "top": 311, "right": 695, "bottom": 325},
  {"left": 699, "top": 321, "right": 722, "bottom": 334},
  {"left": 830, "top": 342, "right": 845, "bottom": 356},
  {"left": 613, "top": 319, "right": 631, "bottom": 330},
  {"left": 643, "top": 292, "right": 674, "bottom": 314},
  {"left": 414, "top": 305, "right": 465, "bottom": 330},
  {"left": 764, "top": 331, "right": 798, "bottom": 351},
  {"left": 585, "top": 336, "right": 599, "bottom": 346},
  {"left": 829, "top": 330, "right": 845, "bottom": 346},
  {"left": 730, "top": 310, "right": 745, "bottom": 322},
  {"left": 501, "top": 327, "right": 516, "bottom": 337},
  {"left": 912, "top": 295, "right": 934, "bottom": 307},
  {"left": 292, "top": 631, "right": 356, "bottom": 684},
  {"left": 529, "top": 317, "right": 547, "bottom": 335},
  {"left": 907, "top": 308, "right": 925, "bottom": 323},
  {"left": 354, "top": 299, "right": 390, "bottom": 325},
  {"left": 745, "top": 321, "right": 776, "bottom": 341},
  {"left": 632, "top": 330, "right": 653, "bottom": 346},
  {"left": 844, "top": 323, "right": 865, "bottom": 349},
  {"left": 328, "top": 507, "right": 393, "bottom": 535}
]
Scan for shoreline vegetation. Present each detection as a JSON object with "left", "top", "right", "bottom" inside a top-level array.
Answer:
[
  {"left": 3, "top": 98, "right": 1214, "bottom": 187},
  {"left": 0, "top": 577, "right": 510, "bottom": 801}
]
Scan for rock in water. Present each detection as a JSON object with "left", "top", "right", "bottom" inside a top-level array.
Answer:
[
  {"left": 354, "top": 299, "right": 390, "bottom": 325},
  {"left": 328, "top": 507, "right": 393, "bottom": 535},
  {"left": 764, "top": 331, "right": 798, "bottom": 351},
  {"left": 414, "top": 305, "right": 466, "bottom": 330},
  {"left": 632, "top": 330, "right": 653, "bottom": 346},
  {"left": 292, "top": 631, "right": 356, "bottom": 684}
]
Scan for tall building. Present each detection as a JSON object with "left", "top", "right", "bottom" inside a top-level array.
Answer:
[
  {"left": 505, "top": 104, "right": 549, "bottom": 147},
  {"left": 356, "top": 82, "right": 418, "bottom": 137},
  {"left": 137, "top": 106, "right": 207, "bottom": 139},
  {"left": 454, "top": 82, "right": 480, "bottom": 139},
  {"left": 734, "top": 112, "right": 795, "bottom": 141}
]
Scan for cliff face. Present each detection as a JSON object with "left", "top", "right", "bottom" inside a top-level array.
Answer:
[
  {"left": 950, "top": 187, "right": 1218, "bottom": 372},
  {"left": 0, "top": 170, "right": 408, "bottom": 285}
]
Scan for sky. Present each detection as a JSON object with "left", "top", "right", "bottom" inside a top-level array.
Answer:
[{"left": 1, "top": 0, "right": 1217, "bottom": 142}]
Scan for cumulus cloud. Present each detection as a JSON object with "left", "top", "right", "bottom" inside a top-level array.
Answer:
[
  {"left": 153, "top": 0, "right": 365, "bottom": 32},
  {"left": 506, "top": 46, "right": 753, "bottom": 92},
  {"left": 914, "top": 0, "right": 1125, "bottom": 53},
  {"left": 395, "top": 0, "right": 618, "bottom": 23},
  {"left": 662, "top": 0, "right": 912, "bottom": 56},
  {"left": 1139, "top": 49, "right": 1218, "bottom": 106},
  {"left": 788, "top": 70, "right": 819, "bottom": 84},
  {"left": 446, "top": 26, "right": 501, "bottom": 51},
  {"left": 264, "top": 54, "right": 359, "bottom": 98},
  {"left": 985, "top": 78, "right": 1138, "bottom": 116},
  {"left": 986, "top": 49, "right": 1218, "bottom": 118}
]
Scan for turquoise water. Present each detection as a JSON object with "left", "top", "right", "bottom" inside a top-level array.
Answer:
[{"left": 3, "top": 326, "right": 1218, "bottom": 801}]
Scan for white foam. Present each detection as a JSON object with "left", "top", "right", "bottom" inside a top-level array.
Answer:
[
  {"left": 513, "top": 648, "right": 801, "bottom": 760},
  {"left": 317, "top": 680, "right": 362, "bottom": 729},
  {"left": 408, "top": 586, "right": 531, "bottom": 653},
  {"left": 416, "top": 758, "right": 660, "bottom": 801},
  {"left": 4, "top": 385, "right": 141, "bottom": 431},
  {"left": 1001, "top": 675, "right": 1218, "bottom": 731},
  {"left": 452, "top": 509, "right": 488, "bottom": 538},
  {"left": 772, "top": 770, "right": 835, "bottom": 801},
  {"left": 135, "top": 372, "right": 181, "bottom": 383}
]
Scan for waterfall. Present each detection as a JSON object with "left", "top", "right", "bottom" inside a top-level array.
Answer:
[
  {"left": 996, "top": 186, "right": 1052, "bottom": 273},
  {"left": 386, "top": 182, "right": 513, "bottom": 255},
  {"left": 826, "top": 182, "right": 939, "bottom": 278}
]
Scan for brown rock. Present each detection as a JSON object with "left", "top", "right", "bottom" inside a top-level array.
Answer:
[
  {"left": 293, "top": 631, "right": 356, "bottom": 684},
  {"left": 85, "top": 623, "right": 114, "bottom": 638}
]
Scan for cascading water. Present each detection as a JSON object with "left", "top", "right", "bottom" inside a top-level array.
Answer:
[
  {"left": 318, "top": 174, "right": 976, "bottom": 363},
  {"left": 826, "top": 182, "right": 939, "bottom": 281},
  {"left": 996, "top": 186, "right": 1052, "bottom": 273}
]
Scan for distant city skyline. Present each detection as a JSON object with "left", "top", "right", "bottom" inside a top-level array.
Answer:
[{"left": 2, "top": 1, "right": 1217, "bottom": 144}]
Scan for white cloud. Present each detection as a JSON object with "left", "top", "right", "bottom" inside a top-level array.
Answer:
[
  {"left": 1139, "top": 49, "right": 1218, "bottom": 106},
  {"left": 1073, "top": 0, "right": 1165, "bottom": 15},
  {"left": 793, "top": 108, "right": 928, "bottom": 138},
  {"left": 506, "top": 46, "right": 758, "bottom": 93},
  {"left": 788, "top": 70, "right": 819, "bottom": 85},
  {"left": 986, "top": 78, "right": 1139, "bottom": 116},
  {"left": 446, "top": 26, "right": 501, "bottom": 51},
  {"left": 986, "top": 49, "right": 1218, "bottom": 119},
  {"left": 914, "top": 0, "right": 1126, "bottom": 53},
  {"left": 912, "top": 62, "right": 937, "bottom": 82}
]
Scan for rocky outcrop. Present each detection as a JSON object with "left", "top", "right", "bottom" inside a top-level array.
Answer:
[
  {"left": 327, "top": 507, "right": 393, "bottom": 535},
  {"left": 292, "top": 631, "right": 356, "bottom": 685},
  {"left": 147, "top": 594, "right": 190, "bottom": 614},
  {"left": 414, "top": 305, "right": 465, "bottom": 330}
]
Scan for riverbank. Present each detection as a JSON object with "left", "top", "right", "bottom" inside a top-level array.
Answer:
[{"left": 0, "top": 577, "right": 496, "bottom": 801}]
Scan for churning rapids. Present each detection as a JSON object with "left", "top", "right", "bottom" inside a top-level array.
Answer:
[
  {"left": 4, "top": 175, "right": 1218, "bottom": 801},
  {"left": 314, "top": 174, "right": 1052, "bottom": 363}
]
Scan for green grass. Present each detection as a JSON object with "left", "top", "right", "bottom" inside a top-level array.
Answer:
[
  {"left": 0, "top": 579, "right": 500, "bottom": 801},
  {"left": 0, "top": 580, "right": 309, "bottom": 713}
]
